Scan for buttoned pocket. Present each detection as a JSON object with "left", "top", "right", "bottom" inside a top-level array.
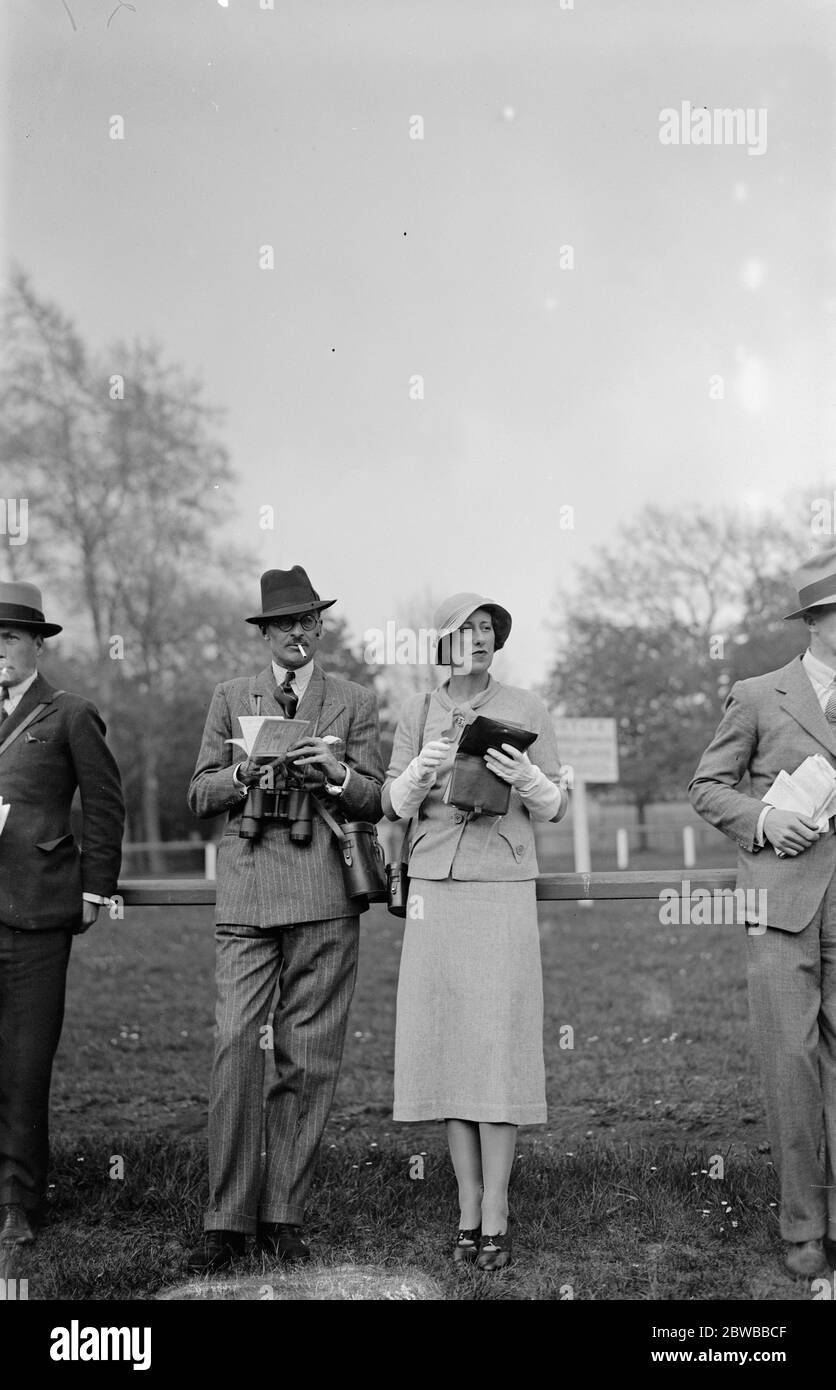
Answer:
[{"left": 495, "top": 822, "right": 533, "bottom": 869}]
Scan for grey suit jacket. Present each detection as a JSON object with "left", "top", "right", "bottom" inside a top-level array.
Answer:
[
  {"left": 382, "top": 682, "right": 564, "bottom": 881},
  {"left": 689, "top": 655, "right": 836, "bottom": 932},
  {"left": 188, "top": 663, "right": 384, "bottom": 926}
]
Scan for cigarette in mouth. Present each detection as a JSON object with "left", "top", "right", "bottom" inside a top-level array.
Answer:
[{"left": 296, "top": 643, "right": 305, "bottom": 655}]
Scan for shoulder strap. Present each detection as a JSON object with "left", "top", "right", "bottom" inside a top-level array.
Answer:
[
  {"left": 417, "top": 691, "right": 431, "bottom": 747},
  {"left": 311, "top": 793, "right": 346, "bottom": 844},
  {"left": 398, "top": 692, "right": 433, "bottom": 856},
  {"left": 0, "top": 703, "right": 49, "bottom": 759}
]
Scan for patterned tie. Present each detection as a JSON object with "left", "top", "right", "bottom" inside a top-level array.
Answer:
[
  {"left": 276, "top": 675, "right": 298, "bottom": 719},
  {"left": 827, "top": 687, "right": 836, "bottom": 725},
  {"left": 0, "top": 685, "right": 8, "bottom": 728}
]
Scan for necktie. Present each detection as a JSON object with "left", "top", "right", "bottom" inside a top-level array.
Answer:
[
  {"left": 277, "top": 676, "right": 298, "bottom": 719},
  {"left": 0, "top": 685, "right": 8, "bottom": 728},
  {"left": 827, "top": 688, "right": 836, "bottom": 724}
]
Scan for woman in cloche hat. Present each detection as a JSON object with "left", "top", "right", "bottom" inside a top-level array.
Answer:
[{"left": 383, "top": 592, "right": 570, "bottom": 1271}]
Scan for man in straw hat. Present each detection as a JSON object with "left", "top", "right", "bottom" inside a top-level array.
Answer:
[
  {"left": 186, "top": 566, "right": 384, "bottom": 1273},
  {"left": 691, "top": 544, "right": 836, "bottom": 1279},
  {"left": 0, "top": 581, "right": 124, "bottom": 1247}
]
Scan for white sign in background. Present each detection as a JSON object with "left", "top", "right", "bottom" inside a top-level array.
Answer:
[{"left": 552, "top": 716, "right": 619, "bottom": 785}]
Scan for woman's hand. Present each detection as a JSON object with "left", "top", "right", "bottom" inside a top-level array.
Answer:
[
  {"left": 484, "top": 743, "right": 538, "bottom": 790},
  {"left": 413, "top": 739, "right": 451, "bottom": 782}
]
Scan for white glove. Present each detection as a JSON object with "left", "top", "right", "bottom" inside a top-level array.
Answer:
[
  {"left": 483, "top": 744, "right": 565, "bottom": 822},
  {"left": 389, "top": 740, "right": 451, "bottom": 819},
  {"left": 414, "top": 739, "right": 450, "bottom": 781}
]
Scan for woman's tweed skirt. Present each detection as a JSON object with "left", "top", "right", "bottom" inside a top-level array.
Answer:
[{"left": 393, "top": 877, "right": 547, "bottom": 1124}]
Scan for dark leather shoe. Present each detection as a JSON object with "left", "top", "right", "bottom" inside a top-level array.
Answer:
[
  {"left": 0, "top": 1204, "right": 36, "bottom": 1246},
  {"left": 257, "top": 1222, "right": 311, "bottom": 1262},
  {"left": 476, "top": 1230, "right": 512, "bottom": 1272},
  {"left": 453, "top": 1227, "right": 480, "bottom": 1264},
  {"left": 185, "top": 1229, "right": 246, "bottom": 1274}
]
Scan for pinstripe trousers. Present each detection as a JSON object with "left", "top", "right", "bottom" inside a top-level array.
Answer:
[{"left": 204, "top": 917, "right": 360, "bottom": 1232}]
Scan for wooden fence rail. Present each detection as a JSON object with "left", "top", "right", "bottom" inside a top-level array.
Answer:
[{"left": 114, "top": 869, "right": 738, "bottom": 908}]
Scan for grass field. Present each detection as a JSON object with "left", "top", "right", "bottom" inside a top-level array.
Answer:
[{"left": 10, "top": 884, "right": 828, "bottom": 1301}]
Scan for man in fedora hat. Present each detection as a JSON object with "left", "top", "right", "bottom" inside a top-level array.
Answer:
[
  {"left": 690, "top": 544, "right": 836, "bottom": 1279},
  {"left": 186, "top": 566, "right": 384, "bottom": 1272},
  {"left": 0, "top": 581, "right": 124, "bottom": 1246}
]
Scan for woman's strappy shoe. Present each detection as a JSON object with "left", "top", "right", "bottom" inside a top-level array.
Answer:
[
  {"left": 453, "top": 1227, "right": 480, "bottom": 1263},
  {"left": 476, "top": 1230, "right": 512, "bottom": 1271}
]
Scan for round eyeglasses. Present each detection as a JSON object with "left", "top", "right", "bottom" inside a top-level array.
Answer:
[{"left": 270, "top": 614, "right": 319, "bottom": 632}]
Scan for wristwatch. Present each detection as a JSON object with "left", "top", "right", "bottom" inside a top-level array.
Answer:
[{"left": 325, "top": 764, "right": 348, "bottom": 796}]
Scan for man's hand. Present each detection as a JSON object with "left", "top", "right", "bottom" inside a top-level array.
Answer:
[
  {"left": 763, "top": 810, "right": 823, "bottom": 857},
  {"left": 74, "top": 901, "right": 101, "bottom": 936},
  {"left": 237, "top": 756, "right": 283, "bottom": 787},
  {"left": 287, "top": 738, "right": 345, "bottom": 784}
]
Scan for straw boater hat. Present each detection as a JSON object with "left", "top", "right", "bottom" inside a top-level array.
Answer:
[
  {"left": 784, "top": 545, "right": 836, "bottom": 620},
  {"left": 0, "top": 580, "right": 62, "bottom": 637},
  {"left": 245, "top": 566, "right": 337, "bottom": 624},
  {"left": 431, "top": 591, "right": 512, "bottom": 664}
]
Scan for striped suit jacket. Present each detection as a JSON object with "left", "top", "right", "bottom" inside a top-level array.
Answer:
[{"left": 188, "top": 663, "right": 384, "bottom": 926}]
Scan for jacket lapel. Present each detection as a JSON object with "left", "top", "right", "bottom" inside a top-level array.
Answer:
[
  {"left": 307, "top": 666, "right": 346, "bottom": 736},
  {"left": 776, "top": 655, "right": 836, "bottom": 759},
  {"left": 246, "top": 663, "right": 346, "bottom": 734},
  {"left": 250, "top": 665, "right": 285, "bottom": 717},
  {"left": 0, "top": 673, "right": 56, "bottom": 752}
]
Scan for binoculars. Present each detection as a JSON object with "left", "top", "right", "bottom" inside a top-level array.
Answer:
[{"left": 238, "top": 759, "right": 325, "bottom": 845}]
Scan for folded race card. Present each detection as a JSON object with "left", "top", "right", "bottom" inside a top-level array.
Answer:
[
  {"left": 226, "top": 716, "right": 311, "bottom": 759},
  {"left": 0, "top": 797, "right": 9, "bottom": 837}
]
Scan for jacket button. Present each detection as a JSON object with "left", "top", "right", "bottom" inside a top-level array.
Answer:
[
  {"left": 515, "top": 844, "right": 524, "bottom": 854},
  {"left": 453, "top": 812, "right": 464, "bottom": 824}
]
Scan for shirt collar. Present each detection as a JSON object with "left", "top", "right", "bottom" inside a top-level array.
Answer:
[
  {"left": 3, "top": 669, "right": 39, "bottom": 702},
  {"left": 802, "top": 648, "right": 836, "bottom": 692},
  {"left": 272, "top": 658, "right": 314, "bottom": 697}
]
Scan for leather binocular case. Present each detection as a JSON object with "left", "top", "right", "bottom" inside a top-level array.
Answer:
[
  {"left": 385, "top": 859, "right": 409, "bottom": 917},
  {"left": 309, "top": 798, "right": 388, "bottom": 905},
  {"left": 335, "top": 821, "right": 388, "bottom": 903}
]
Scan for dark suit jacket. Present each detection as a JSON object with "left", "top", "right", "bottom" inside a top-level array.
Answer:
[
  {"left": 689, "top": 655, "right": 836, "bottom": 932},
  {"left": 188, "top": 663, "right": 384, "bottom": 926},
  {"left": 0, "top": 673, "right": 125, "bottom": 931}
]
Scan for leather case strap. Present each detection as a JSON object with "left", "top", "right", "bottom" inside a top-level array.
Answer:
[{"left": 0, "top": 692, "right": 63, "bottom": 759}]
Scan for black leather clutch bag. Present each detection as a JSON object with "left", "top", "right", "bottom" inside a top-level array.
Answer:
[{"left": 444, "top": 716, "right": 537, "bottom": 816}]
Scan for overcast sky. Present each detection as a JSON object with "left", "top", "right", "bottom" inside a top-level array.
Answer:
[{"left": 4, "top": 0, "right": 835, "bottom": 683}]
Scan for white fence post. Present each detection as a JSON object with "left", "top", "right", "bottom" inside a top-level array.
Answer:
[
  {"left": 204, "top": 841, "right": 217, "bottom": 881},
  {"left": 682, "top": 825, "right": 696, "bottom": 869},
  {"left": 616, "top": 827, "right": 630, "bottom": 869}
]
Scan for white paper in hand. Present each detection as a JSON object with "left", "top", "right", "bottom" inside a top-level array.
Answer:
[
  {"left": 0, "top": 797, "right": 8, "bottom": 837},
  {"left": 762, "top": 754, "right": 836, "bottom": 851},
  {"left": 225, "top": 716, "right": 311, "bottom": 759}
]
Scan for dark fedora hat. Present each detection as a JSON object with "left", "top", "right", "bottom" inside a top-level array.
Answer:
[
  {"left": 784, "top": 544, "right": 836, "bottom": 620},
  {"left": 245, "top": 566, "right": 337, "bottom": 625},
  {"left": 0, "top": 580, "right": 62, "bottom": 637}
]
